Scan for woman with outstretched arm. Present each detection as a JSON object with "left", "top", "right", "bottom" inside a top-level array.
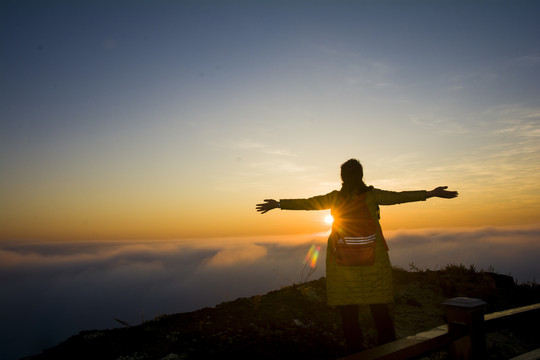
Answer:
[{"left": 256, "top": 158, "right": 458, "bottom": 354}]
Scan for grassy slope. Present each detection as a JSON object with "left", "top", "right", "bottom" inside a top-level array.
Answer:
[{"left": 23, "top": 265, "right": 540, "bottom": 360}]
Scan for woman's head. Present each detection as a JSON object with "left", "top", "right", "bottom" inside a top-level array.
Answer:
[
  {"left": 341, "top": 158, "right": 363, "bottom": 182},
  {"left": 340, "top": 158, "right": 368, "bottom": 195}
]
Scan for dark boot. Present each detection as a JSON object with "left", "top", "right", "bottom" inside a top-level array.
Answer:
[
  {"left": 370, "top": 303, "right": 396, "bottom": 345},
  {"left": 340, "top": 305, "right": 364, "bottom": 354}
]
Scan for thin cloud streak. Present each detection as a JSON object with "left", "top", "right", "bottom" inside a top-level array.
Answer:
[{"left": 228, "top": 139, "right": 297, "bottom": 157}]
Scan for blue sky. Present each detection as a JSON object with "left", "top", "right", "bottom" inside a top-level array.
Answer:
[{"left": 2, "top": 1, "right": 540, "bottom": 240}]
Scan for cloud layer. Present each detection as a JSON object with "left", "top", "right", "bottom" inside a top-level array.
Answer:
[
  {"left": 386, "top": 226, "right": 540, "bottom": 282},
  {"left": 1, "top": 226, "right": 539, "bottom": 359}
]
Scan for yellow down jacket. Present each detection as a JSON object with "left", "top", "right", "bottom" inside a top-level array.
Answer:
[{"left": 280, "top": 187, "right": 427, "bottom": 306}]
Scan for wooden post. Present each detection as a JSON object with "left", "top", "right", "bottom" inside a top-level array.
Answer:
[{"left": 443, "top": 297, "right": 486, "bottom": 360}]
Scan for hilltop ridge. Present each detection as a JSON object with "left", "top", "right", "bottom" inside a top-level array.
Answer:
[{"left": 23, "top": 265, "right": 539, "bottom": 360}]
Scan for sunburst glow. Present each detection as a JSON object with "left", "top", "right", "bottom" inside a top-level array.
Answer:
[{"left": 324, "top": 214, "right": 334, "bottom": 224}]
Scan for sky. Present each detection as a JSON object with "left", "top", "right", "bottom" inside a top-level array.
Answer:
[{"left": 1, "top": 0, "right": 540, "bottom": 359}]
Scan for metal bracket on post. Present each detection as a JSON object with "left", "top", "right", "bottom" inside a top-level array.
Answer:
[{"left": 443, "top": 297, "right": 487, "bottom": 360}]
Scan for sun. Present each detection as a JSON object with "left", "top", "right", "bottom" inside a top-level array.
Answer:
[{"left": 324, "top": 214, "right": 334, "bottom": 224}]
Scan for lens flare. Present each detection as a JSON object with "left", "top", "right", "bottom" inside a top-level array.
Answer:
[
  {"left": 310, "top": 246, "right": 320, "bottom": 268},
  {"left": 303, "top": 244, "right": 321, "bottom": 269}
]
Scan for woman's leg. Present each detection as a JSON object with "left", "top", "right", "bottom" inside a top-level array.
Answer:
[
  {"left": 369, "top": 303, "right": 396, "bottom": 345},
  {"left": 339, "top": 304, "right": 364, "bottom": 353}
]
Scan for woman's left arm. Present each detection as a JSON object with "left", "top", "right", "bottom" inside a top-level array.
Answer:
[
  {"left": 256, "top": 191, "right": 338, "bottom": 214},
  {"left": 280, "top": 191, "right": 339, "bottom": 211}
]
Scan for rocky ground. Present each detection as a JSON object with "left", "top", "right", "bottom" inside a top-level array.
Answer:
[{"left": 23, "top": 265, "right": 540, "bottom": 360}]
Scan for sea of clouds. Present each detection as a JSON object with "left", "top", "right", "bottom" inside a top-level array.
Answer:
[{"left": 1, "top": 225, "right": 539, "bottom": 360}]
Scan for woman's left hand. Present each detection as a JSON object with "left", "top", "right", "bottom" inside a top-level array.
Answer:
[{"left": 256, "top": 199, "right": 280, "bottom": 214}]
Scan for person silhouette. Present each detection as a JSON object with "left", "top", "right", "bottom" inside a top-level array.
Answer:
[{"left": 256, "top": 158, "right": 458, "bottom": 354}]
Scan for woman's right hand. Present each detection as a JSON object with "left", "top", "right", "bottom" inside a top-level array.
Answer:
[{"left": 427, "top": 186, "right": 459, "bottom": 199}]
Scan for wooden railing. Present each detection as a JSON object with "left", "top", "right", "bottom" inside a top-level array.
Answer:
[{"left": 339, "top": 298, "right": 540, "bottom": 360}]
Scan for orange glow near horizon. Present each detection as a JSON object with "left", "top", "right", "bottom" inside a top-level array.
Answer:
[
  {"left": 2, "top": 161, "right": 540, "bottom": 242},
  {"left": 2, "top": 195, "right": 540, "bottom": 241}
]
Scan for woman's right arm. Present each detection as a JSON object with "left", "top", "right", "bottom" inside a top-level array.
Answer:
[{"left": 374, "top": 186, "right": 458, "bottom": 205}]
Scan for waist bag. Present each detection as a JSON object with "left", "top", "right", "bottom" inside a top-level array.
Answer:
[
  {"left": 333, "top": 235, "right": 376, "bottom": 266},
  {"left": 331, "top": 192, "right": 382, "bottom": 266}
]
